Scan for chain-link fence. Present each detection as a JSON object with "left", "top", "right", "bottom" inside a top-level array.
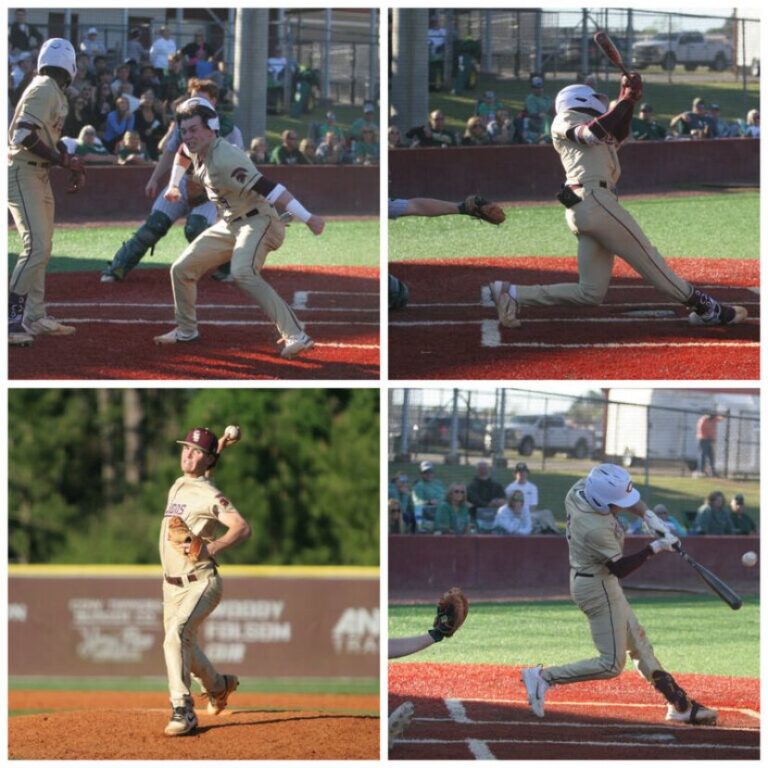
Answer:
[{"left": 389, "top": 388, "right": 760, "bottom": 481}]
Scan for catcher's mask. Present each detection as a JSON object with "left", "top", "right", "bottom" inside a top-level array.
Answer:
[{"left": 177, "top": 427, "right": 219, "bottom": 456}]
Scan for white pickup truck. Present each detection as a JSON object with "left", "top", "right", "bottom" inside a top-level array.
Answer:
[
  {"left": 485, "top": 414, "right": 595, "bottom": 459},
  {"left": 632, "top": 32, "right": 732, "bottom": 72}
]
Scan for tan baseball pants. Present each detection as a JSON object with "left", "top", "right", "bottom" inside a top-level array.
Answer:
[
  {"left": 168, "top": 215, "right": 303, "bottom": 339},
  {"left": 517, "top": 185, "right": 692, "bottom": 307}
]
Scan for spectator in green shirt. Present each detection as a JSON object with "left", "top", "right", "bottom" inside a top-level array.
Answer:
[
  {"left": 270, "top": 129, "right": 309, "bottom": 165},
  {"left": 692, "top": 491, "right": 735, "bottom": 534},
  {"left": 730, "top": 494, "right": 757, "bottom": 534},
  {"left": 435, "top": 484, "right": 471, "bottom": 534},
  {"left": 631, "top": 103, "right": 668, "bottom": 141},
  {"left": 75, "top": 125, "right": 116, "bottom": 163}
]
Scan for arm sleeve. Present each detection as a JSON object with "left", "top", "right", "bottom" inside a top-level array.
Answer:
[
  {"left": 605, "top": 544, "right": 654, "bottom": 579},
  {"left": 586, "top": 99, "right": 635, "bottom": 143}
]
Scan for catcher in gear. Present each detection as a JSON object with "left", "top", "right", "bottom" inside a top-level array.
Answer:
[
  {"left": 388, "top": 587, "right": 469, "bottom": 750},
  {"left": 520, "top": 464, "right": 718, "bottom": 726},
  {"left": 488, "top": 73, "right": 746, "bottom": 329},
  {"left": 159, "top": 427, "right": 251, "bottom": 736}
]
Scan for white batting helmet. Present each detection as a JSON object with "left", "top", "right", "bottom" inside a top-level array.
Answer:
[
  {"left": 176, "top": 96, "right": 220, "bottom": 132},
  {"left": 584, "top": 464, "right": 640, "bottom": 514},
  {"left": 37, "top": 38, "right": 77, "bottom": 83},
  {"left": 555, "top": 84, "right": 608, "bottom": 116}
]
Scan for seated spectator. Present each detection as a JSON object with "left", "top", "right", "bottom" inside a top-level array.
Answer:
[
  {"left": 133, "top": 90, "right": 166, "bottom": 160},
  {"left": 670, "top": 97, "right": 711, "bottom": 138},
  {"left": 524, "top": 73, "right": 553, "bottom": 142},
  {"left": 248, "top": 136, "right": 269, "bottom": 165},
  {"left": 80, "top": 27, "right": 106, "bottom": 65},
  {"left": 111, "top": 63, "right": 135, "bottom": 98},
  {"left": 412, "top": 460, "right": 445, "bottom": 532},
  {"left": 476, "top": 90, "right": 502, "bottom": 122},
  {"left": 742, "top": 109, "right": 760, "bottom": 138},
  {"left": 319, "top": 111, "right": 345, "bottom": 143},
  {"left": 389, "top": 473, "right": 416, "bottom": 533},
  {"left": 388, "top": 125, "right": 408, "bottom": 149},
  {"left": 435, "top": 484, "right": 471, "bottom": 535},
  {"left": 691, "top": 491, "right": 734, "bottom": 534},
  {"left": 126, "top": 27, "right": 148, "bottom": 71},
  {"left": 495, "top": 489, "right": 532, "bottom": 535},
  {"left": 462, "top": 116, "right": 492, "bottom": 146},
  {"left": 487, "top": 108, "right": 516, "bottom": 144},
  {"left": 10, "top": 52, "right": 36, "bottom": 107},
  {"left": 315, "top": 131, "right": 345, "bottom": 164},
  {"left": 74, "top": 125, "right": 116, "bottom": 163},
  {"left": 161, "top": 54, "right": 187, "bottom": 103},
  {"left": 466, "top": 460, "right": 506, "bottom": 520},
  {"left": 707, "top": 103, "right": 739, "bottom": 138},
  {"left": 116, "top": 130, "right": 153, "bottom": 165},
  {"left": 103, "top": 96, "right": 136, "bottom": 152},
  {"left": 93, "top": 82, "right": 116, "bottom": 131},
  {"left": 270, "top": 129, "right": 309, "bottom": 164},
  {"left": 71, "top": 53, "right": 96, "bottom": 94},
  {"left": 405, "top": 110, "right": 457, "bottom": 147},
  {"left": 730, "top": 493, "right": 756, "bottom": 535},
  {"left": 627, "top": 503, "right": 687, "bottom": 537},
  {"left": 505, "top": 462, "right": 559, "bottom": 534},
  {"left": 631, "top": 103, "right": 668, "bottom": 141},
  {"left": 63, "top": 94, "right": 95, "bottom": 139},
  {"left": 350, "top": 100, "right": 378, "bottom": 141},
  {"left": 354, "top": 126, "right": 380, "bottom": 164},
  {"left": 299, "top": 137, "right": 317, "bottom": 163},
  {"left": 182, "top": 29, "right": 214, "bottom": 77},
  {"left": 389, "top": 498, "right": 406, "bottom": 534},
  {"left": 137, "top": 64, "right": 161, "bottom": 95}
]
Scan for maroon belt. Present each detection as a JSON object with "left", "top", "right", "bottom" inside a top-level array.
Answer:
[{"left": 165, "top": 574, "right": 198, "bottom": 586}]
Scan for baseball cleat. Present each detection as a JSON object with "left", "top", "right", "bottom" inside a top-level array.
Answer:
[
  {"left": 388, "top": 701, "right": 415, "bottom": 750},
  {"left": 154, "top": 328, "right": 201, "bottom": 345},
  {"left": 521, "top": 665, "right": 549, "bottom": 718},
  {"left": 207, "top": 674, "right": 239, "bottom": 715},
  {"left": 279, "top": 331, "right": 314, "bottom": 359},
  {"left": 9, "top": 328, "right": 34, "bottom": 346},
  {"left": 489, "top": 281, "right": 521, "bottom": 328},
  {"left": 100, "top": 273, "right": 117, "bottom": 283},
  {"left": 688, "top": 304, "right": 747, "bottom": 326},
  {"left": 23, "top": 316, "right": 76, "bottom": 336},
  {"left": 164, "top": 706, "right": 198, "bottom": 736},
  {"left": 665, "top": 701, "right": 718, "bottom": 725}
]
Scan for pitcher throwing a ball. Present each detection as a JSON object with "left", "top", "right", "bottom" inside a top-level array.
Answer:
[
  {"left": 489, "top": 73, "right": 746, "bottom": 329},
  {"left": 520, "top": 464, "right": 717, "bottom": 725}
]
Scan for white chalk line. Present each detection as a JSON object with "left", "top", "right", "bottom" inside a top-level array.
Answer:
[
  {"left": 48, "top": 301, "right": 377, "bottom": 314},
  {"left": 445, "top": 699, "right": 472, "bottom": 724},
  {"left": 399, "top": 737, "right": 758, "bottom": 752},
  {"left": 409, "top": 301, "right": 760, "bottom": 310},
  {"left": 467, "top": 739, "right": 496, "bottom": 760},
  {"left": 60, "top": 318, "right": 379, "bottom": 328}
]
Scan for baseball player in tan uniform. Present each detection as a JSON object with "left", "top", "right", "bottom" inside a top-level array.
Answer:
[
  {"left": 160, "top": 427, "right": 250, "bottom": 736},
  {"left": 489, "top": 74, "right": 746, "bottom": 329},
  {"left": 8, "top": 38, "right": 85, "bottom": 346},
  {"left": 520, "top": 464, "right": 717, "bottom": 725},
  {"left": 153, "top": 97, "right": 324, "bottom": 360}
]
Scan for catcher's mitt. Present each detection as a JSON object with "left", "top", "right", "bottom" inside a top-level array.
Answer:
[
  {"left": 167, "top": 516, "right": 204, "bottom": 563},
  {"left": 430, "top": 587, "right": 469, "bottom": 640},
  {"left": 461, "top": 195, "right": 505, "bottom": 225},
  {"left": 185, "top": 174, "right": 209, "bottom": 207}
]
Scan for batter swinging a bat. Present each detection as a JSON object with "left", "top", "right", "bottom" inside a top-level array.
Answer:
[
  {"left": 520, "top": 464, "right": 717, "bottom": 725},
  {"left": 489, "top": 68, "right": 747, "bottom": 329}
]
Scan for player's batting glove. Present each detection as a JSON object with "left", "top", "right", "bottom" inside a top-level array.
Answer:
[
  {"left": 650, "top": 532, "right": 680, "bottom": 554},
  {"left": 460, "top": 195, "right": 506, "bottom": 225},
  {"left": 619, "top": 72, "right": 643, "bottom": 103},
  {"left": 643, "top": 509, "right": 669, "bottom": 539}
]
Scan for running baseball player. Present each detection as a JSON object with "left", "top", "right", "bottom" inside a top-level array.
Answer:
[
  {"left": 489, "top": 74, "right": 747, "bottom": 328},
  {"left": 8, "top": 38, "right": 84, "bottom": 346},
  {"left": 520, "top": 464, "right": 717, "bottom": 725},
  {"left": 100, "top": 79, "right": 243, "bottom": 283},
  {"left": 153, "top": 97, "right": 323, "bottom": 359},
  {"left": 160, "top": 426, "right": 250, "bottom": 736}
]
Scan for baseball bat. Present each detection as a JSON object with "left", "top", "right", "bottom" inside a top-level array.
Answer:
[
  {"left": 673, "top": 543, "right": 743, "bottom": 610},
  {"left": 593, "top": 30, "right": 630, "bottom": 77}
]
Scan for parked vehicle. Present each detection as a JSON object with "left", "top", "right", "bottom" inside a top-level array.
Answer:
[
  {"left": 632, "top": 31, "right": 732, "bottom": 72},
  {"left": 418, "top": 415, "right": 488, "bottom": 452},
  {"left": 485, "top": 414, "right": 595, "bottom": 458}
]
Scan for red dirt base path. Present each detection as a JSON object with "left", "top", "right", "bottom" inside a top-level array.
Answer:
[
  {"left": 9, "top": 690, "right": 379, "bottom": 759},
  {"left": 389, "top": 663, "right": 759, "bottom": 760},
  {"left": 10, "top": 266, "right": 379, "bottom": 380},
  {"left": 389, "top": 257, "right": 759, "bottom": 379}
]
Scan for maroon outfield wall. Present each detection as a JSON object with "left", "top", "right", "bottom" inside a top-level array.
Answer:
[
  {"left": 50, "top": 165, "right": 379, "bottom": 221},
  {"left": 389, "top": 535, "right": 759, "bottom": 600},
  {"left": 9, "top": 571, "right": 378, "bottom": 678},
  {"left": 390, "top": 138, "right": 759, "bottom": 202}
]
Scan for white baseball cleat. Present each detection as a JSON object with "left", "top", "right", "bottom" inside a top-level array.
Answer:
[
  {"left": 489, "top": 281, "right": 521, "bottom": 328},
  {"left": 279, "top": 331, "right": 315, "bottom": 359},
  {"left": 665, "top": 701, "right": 718, "bottom": 725},
  {"left": 388, "top": 701, "right": 415, "bottom": 750},
  {"left": 100, "top": 273, "right": 117, "bottom": 283},
  {"left": 154, "top": 328, "right": 200, "bottom": 345},
  {"left": 23, "top": 316, "right": 76, "bottom": 336},
  {"left": 164, "top": 705, "right": 198, "bottom": 736},
  {"left": 521, "top": 665, "right": 549, "bottom": 718},
  {"left": 207, "top": 674, "right": 239, "bottom": 715}
]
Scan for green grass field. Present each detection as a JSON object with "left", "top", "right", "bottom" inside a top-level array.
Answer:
[
  {"left": 8, "top": 219, "right": 379, "bottom": 273},
  {"left": 390, "top": 191, "right": 759, "bottom": 261},
  {"left": 389, "top": 595, "right": 759, "bottom": 678}
]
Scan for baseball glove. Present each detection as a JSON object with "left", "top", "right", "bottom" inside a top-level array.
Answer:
[
  {"left": 167, "top": 516, "right": 204, "bottom": 563},
  {"left": 432, "top": 587, "right": 469, "bottom": 638},
  {"left": 185, "top": 175, "right": 209, "bottom": 207},
  {"left": 462, "top": 195, "right": 506, "bottom": 225}
]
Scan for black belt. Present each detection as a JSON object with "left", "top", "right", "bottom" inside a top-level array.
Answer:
[
  {"left": 574, "top": 571, "right": 594, "bottom": 578},
  {"left": 165, "top": 574, "right": 198, "bottom": 586},
  {"left": 27, "top": 160, "right": 51, "bottom": 168},
  {"left": 232, "top": 207, "right": 259, "bottom": 223},
  {"left": 569, "top": 180, "right": 610, "bottom": 190}
]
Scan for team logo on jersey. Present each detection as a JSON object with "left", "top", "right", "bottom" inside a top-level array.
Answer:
[
  {"left": 216, "top": 495, "right": 230, "bottom": 509},
  {"left": 230, "top": 167, "right": 249, "bottom": 184}
]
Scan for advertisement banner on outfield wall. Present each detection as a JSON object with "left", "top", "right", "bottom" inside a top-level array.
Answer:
[{"left": 9, "top": 574, "right": 378, "bottom": 677}]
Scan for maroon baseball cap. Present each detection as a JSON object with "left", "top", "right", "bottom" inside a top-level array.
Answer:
[{"left": 177, "top": 427, "right": 218, "bottom": 454}]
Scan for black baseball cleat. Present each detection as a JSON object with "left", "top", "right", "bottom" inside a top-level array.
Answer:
[{"left": 686, "top": 289, "right": 747, "bottom": 326}]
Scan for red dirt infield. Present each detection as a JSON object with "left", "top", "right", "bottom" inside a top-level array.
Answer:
[
  {"left": 9, "top": 265, "right": 379, "bottom": 380},
  {"left": 389, "top": 257, "right": 759, "bottom": 379},
  {"left": 9, "top": 690, "right": 379, "bottom": 759},
  {"left": 389, "top": 663, "right": 759, "bottom": 760}
]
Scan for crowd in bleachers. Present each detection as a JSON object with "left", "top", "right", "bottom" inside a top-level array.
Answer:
[{"left": 389, "top": 460, "right": 758, "bottom": 537}]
